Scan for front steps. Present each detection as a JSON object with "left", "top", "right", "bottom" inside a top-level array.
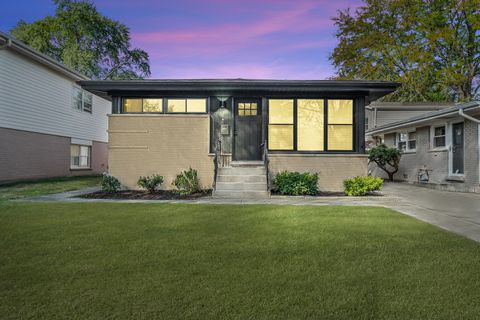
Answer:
[{"left": 213, "top": 162, "right": 270, "bottom": 198}]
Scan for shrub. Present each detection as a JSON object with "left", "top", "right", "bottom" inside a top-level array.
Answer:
[
  {"left": 173, "top": 168, "right": 201, "bottom": 195},
  {"left": 137, "top": 174, "right": 164, "bottom": 193},
  {"left": 101, "top": 173, "right": 121, "bottom": 193},
  {"left": 368, "top": 144, "right": 401, "bottom": 181},
  {"left": 343, "top": 176, "right": 383, "bottom": 196},
  {"left": 272, "top": 171, "right": 318, "bottom": 196}
]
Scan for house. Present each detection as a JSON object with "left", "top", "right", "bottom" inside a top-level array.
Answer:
[
  {"left": 79, "top": 79, "right": 399, "bottom": 196},
  {"left": 367, "top": 101, "right": 480, "bottom": 193},
  {"left": 0, "top": 32, "right": 110, "bottom": 182},
  {"left": 365, "top": 102, "right": 454, "bottom": 147}
]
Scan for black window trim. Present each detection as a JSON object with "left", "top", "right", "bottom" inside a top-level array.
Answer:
[
  {"left": 267, "top": 97, "right": 356, "bottom": 153},
  {"left": 120, "top": 97, "right": 208, "bottom": 114}
]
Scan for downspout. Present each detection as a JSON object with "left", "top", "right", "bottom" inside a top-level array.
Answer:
[
  {"left": 0, "top": 38, "right": 12, "bottom": 50},
  {"left": 458, "top": 108, "right": 480, "bottom": 188}
]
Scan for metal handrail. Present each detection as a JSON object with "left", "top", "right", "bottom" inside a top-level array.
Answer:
[
  {"left": 260, "top": 140, "right": 270, "bottom": 190},
  {"left": 213, "top": 139, "right": 221, "bottom": 189}
]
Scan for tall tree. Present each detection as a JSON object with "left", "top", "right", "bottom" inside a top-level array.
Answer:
[
  {"left": 331, "top": 0, "right": 480, "bottom": 102},
  {"left": 11, "top": 0, "right": 150, "bottom": 79}
]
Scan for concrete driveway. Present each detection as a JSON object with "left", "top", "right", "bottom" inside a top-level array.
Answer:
[{"left": 382, "top": 182, "right": 480, "bottom": 242}]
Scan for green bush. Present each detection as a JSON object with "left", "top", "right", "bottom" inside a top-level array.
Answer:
[
  {"left": 137, "top": 174, "right": 164, "bottom": 193},
  {"left": 343, "top": 176, "right": 383, "bottom": 196},
  {"left": 272, "top": 171, "right": 318, "bottom": 196},
  {"left": 101, "top": 173, "right": 121, "bottom": 193},
  {"left": 173, "top": 168, "right": 201, "bottom": 195}
]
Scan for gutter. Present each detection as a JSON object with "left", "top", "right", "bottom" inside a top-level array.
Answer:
[
  {"left": 0, "top": 37, "right": 11, "bottom": 50},
  {"left": 459, "top": 108, "right": 480, "bottom": 124}
]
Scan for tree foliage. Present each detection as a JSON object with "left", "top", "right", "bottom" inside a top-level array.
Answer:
[
  {"left": 331, "top": 0, "right": 480, "bottom": 102},
  {"left": 368, "top": 144, "right": 402, "bottom": 181},
  {"left": 11, "top": 0, "right": 150, "bottom": 79}
]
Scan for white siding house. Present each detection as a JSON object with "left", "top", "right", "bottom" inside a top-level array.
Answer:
[{"left": 0, "top": 31, "right": 110, "bottom": 182}]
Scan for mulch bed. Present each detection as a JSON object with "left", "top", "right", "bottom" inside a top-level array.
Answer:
[{"left": 79, "top": 190, "right": 212, "bottom": 200}]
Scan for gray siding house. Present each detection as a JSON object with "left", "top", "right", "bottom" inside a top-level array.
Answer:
[
  {"left": 0, "top": 32, "right": 110, "bottom": 182},
  {"left": 367, "top": 102, "right": 480, "bottom": 193}
]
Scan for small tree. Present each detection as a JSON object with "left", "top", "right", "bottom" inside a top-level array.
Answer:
[{"left": 368, "top": 144, "right": 401, "bottom": 182}]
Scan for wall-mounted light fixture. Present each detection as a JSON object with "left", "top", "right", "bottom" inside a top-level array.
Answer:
[{"left": 217, "top": 96, "right": 230, "bottom": 108}]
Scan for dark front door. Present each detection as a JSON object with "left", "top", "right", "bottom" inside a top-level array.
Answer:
[
  {"left": 452, "top": 122, "right": 464, "bottom": 174},
  {"left": 234, "top": 99, "right": 262, "bottom": 160}
]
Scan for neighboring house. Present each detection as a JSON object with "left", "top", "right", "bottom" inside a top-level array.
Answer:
[
  {"left": 0, "top": 31, "right": 110, "bottom": 182},
  {"left": 367, "top": 102, "right": 480, "bottom": 193},
  {"left": 80, "top": 79, "right": 399, "bottom": 197},
  {"left": 365, "top": 102, "right": 454, "bottom": 147}
]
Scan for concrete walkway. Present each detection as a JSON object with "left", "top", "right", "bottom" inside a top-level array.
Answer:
[{"left": 22, "top": 182, "right": 480, "bottom": 242}]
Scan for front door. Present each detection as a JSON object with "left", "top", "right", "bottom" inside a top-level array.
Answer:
[
  {"left": 234, "top": 99, "right": 262, "bottom": 160},
  {"left": 451, "top": 122, "right": 464, "bottom": 174}
]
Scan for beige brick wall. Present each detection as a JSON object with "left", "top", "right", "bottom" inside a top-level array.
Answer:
[
  {"left": 269, "top": 154, "right": 368, "bottom": 192},
  {"left": 108, "top": 114, "right": 214, "bottom": 189}
]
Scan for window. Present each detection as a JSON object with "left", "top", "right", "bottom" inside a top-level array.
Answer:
[
  {"left": 397, "top": 131, "right": 416, "bottom": 151},
  {"left": 432, "top": 125, "right": 446, "bottom": 148},
  {"left": 297, "top": 99, "right": 324, "bottom": 151},
  {"left": 327, "top": 100, "right": 353, "bottom": 150},
  {"left": 238, "top": 102, "right": 258, "bottom": 116},
  {"left": 167, "top": 98, "right": 207, "bottom": 113},
  {"left": 268, "top": 99, "right": 294, "bottom": 150},
  {"left": 73, "top": 87, "right": 93, "bottom": 113},
  {"left": 70, "top": 144, "right": 91, "bottom": 169},
  {"left": 123, "top": 98, "right": 162, "bottom": 113}
]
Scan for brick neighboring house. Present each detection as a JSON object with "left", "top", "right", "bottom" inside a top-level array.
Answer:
[
  {"left": 0, "top": 31, "right": 110, "bottom": 182},
  {"left": 367, "top": 102, "right": 480, "bottom": 193}
]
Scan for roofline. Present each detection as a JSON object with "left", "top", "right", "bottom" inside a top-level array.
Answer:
[
  {"left": 366, "top": 102, "right": 455, "bottom": 111},
  {"left": 0, "top": 31, "right": 89, "bottom": 81},
  {"left": 366, "top": 101, "right": 480, "bottom": 135},
  {"left": 78, "top": 79, "right": 401, "bottom": 101}
]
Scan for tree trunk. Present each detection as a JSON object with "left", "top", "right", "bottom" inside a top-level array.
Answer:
[{"left": 387, "top": 172, "right": 394, "bottom": 182}]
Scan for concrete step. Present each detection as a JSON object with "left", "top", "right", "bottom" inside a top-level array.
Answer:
[
  {"left": 231, "top": 161, "right": 264, "bottom": 167},
  {"left": 215, "top": 182, "right": 267, "bottom": 191},
  {"left": 219, "top": 167, "right": 266, "bottom": 175},
  {"left": 217, "top": 174, "right": 267, "bottom": 183},
  {"left": 213, "top": 190, "right": 271, "bottom": 199}
]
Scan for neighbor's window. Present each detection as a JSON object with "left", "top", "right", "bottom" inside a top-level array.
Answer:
[
  {"left": 268, "top": 99, "right": 294, "bottom": 150},
  {"left": 70, "top": 144, "right": 91, "bottom": 169},
  {"left": 73, "top": 87, "right": 93, "bottom": 113},
  {"left": 397, "top": 131, "right": 416, "bottom": 151},
  {"left": 327, "top": 100, "right": 353, "bottom": 150},
  {"left": 123, "top": 98, "right": 163, "bottom": 113},
  {"left": 167, "top": 98, "right": 207, "bottom": 113},
  {"left": 432, "top": 125, "right": 446, "bottom": 148},
  {"left": 297, "top": 99, "right": 324, "bottom": 151}
]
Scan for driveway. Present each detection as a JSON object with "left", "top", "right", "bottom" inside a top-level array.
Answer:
[{"left": 382, "top": 182, "right": 480, "bottom": 242}]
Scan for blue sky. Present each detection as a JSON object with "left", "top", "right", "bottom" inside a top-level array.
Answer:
[{"left": 0, "top": 0, "right": 363, "bottom": 79}]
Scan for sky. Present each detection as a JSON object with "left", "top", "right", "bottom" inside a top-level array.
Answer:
[{"left": 0, "top": 0, "right": 363, "bottom": 79}]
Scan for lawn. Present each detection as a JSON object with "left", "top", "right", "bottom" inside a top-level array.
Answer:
[
  {"left": 1, "top": 202, "right": 479, "bottom": 319},
  {"left": 0, "top": 175, "right": 101, "bottom": 201}
]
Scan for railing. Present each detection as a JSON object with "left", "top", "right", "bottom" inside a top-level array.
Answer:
[
  {"left": 260, "top": 140, "right": 270, "bottom": 190},
  {"left": 213, "top": 139, "right": 231, "bottom": 189}
]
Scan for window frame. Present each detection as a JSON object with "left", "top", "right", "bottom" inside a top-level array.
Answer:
[
  {"left": 70, "top": 144, "right": 92, "bottom": 170},
  {"left": 72, "top": 86, "right": 93, "bottom": 114},
  {"left": 396, "top": 130, "right": 416, "bottom": 152},
  {"left": 121, "top": 97, "right": 208, "bottom": 114},
  {"left": 266, "top": 98, "right": 356, "bottom": 153},
  {"left": 122, "top": 97, "right": 164, "bottom": 114},
  {"left": 267, "top": 99, "right": 295, "bottom": 151},
  {"left": 166, "top": 98, "right": 208, "bottom": 114},
  {"left": 430, "top": 124, "right": 447, "bottom": 150}
]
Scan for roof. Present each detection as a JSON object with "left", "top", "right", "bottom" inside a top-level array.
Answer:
[
  {"left": 0, "top": 31, "right": 89, "bottom": 81},
  {"left": 367, "top": 101, "right": 455, "bottom": 111},
  {"left": 366, "top": 101, "right": 480, "bottom": 135},
  {"left": 78, "top": 79, "right": 401, "bottom": 101}
]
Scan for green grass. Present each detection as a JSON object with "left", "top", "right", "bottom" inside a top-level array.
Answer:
[
  {"left": 1, "top": 203, "right": 479, "bottom": 319},
  {"left": 0, "top": 175, "right": 101, "bottom": 201}
]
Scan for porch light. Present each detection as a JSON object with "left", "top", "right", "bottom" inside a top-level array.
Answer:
[{"left": 218, "top": 96, "right": 229, "bottom": 108}]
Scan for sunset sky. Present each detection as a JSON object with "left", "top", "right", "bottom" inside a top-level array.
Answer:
[{"left": 1, "top": 0, "right": 363, "bottom": 79}]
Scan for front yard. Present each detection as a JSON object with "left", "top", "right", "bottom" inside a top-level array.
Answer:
[{"left": 1, "top": 201, "right": 479, "bottom": 319}]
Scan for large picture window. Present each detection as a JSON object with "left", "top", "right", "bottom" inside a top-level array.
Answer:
[
  {"left": 267, "top": 98, "right": 355, "bottom": 152},
  {"left": 167, "top": 98, "right": 207, "bottom": 113},
  {"left": 297, "top": 99, "right": 324, "bottom": 151},
  {"left": 268, "top": 99, "right": 294, "bottom": 150},
  {"left": 327, "top": 100, "right": 353, "bottom": 150},
  {"left": 123, "top": 98, "right": 162, "bottom": 113}
]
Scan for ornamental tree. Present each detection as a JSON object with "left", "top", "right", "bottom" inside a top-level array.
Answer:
[{"left": 368, "top": 144, "right": 402, "bottom": 181}]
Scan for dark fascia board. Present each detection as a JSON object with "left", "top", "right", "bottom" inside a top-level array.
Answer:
[
  {"left": 78, "top": 79, "right": 400, "bottom": 101},
  {"left": 0, "top": 31, "right": 89, "bottom": 81},
  {"left": 366, "top": 101, "right": 480, "bottom": 135}
]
